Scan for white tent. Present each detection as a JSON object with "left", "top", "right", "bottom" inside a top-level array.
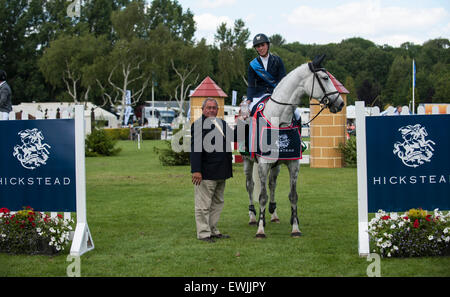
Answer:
[{"left": 13, "top": 102, "right": 119, "bottom": 130}]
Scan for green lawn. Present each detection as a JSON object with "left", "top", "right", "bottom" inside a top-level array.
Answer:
[{"left": 1, "top": 140, "right": 449, "bottom": 277}]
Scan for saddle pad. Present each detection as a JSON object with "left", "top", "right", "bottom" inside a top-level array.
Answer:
[{"left": 249, "top": 109, "right": 302, "bottom": 160}]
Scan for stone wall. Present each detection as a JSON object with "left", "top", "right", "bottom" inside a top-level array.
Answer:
[{"left": 309, "top": 95, "right": 347, "bottom": 168}]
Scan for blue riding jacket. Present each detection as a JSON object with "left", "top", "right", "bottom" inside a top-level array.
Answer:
[{"left": 247, "top": 54, "right": 286, "bottom": 100}]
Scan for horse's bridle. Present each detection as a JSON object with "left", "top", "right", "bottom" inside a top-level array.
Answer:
[{"left": 269, "top": 62, "right": 340, "bottom": 124}]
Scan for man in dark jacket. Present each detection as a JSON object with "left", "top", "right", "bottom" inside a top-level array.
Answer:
[
  {"left": 0, "top": 70, "right": 12, "bottom": 120},
  {"left": 246, "top": 33, "right": 286, "bottom": 101},
  {"left": 190, "top": 98, "right": 234, "bottom": 243}
]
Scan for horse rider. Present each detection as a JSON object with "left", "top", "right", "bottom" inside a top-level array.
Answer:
[
  {"left": 0, "top": 69, "right": 12, "bottom": 121},
  {"left": 246, "top": 33, "right": 286, "bottom": 107},
  {"left": 238, "top": 34, "right": 288, "bottom": 153}
]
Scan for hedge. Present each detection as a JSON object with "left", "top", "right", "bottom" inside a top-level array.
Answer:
[{"left": 103, "top": 128, "right": 162, "bottom": 140}]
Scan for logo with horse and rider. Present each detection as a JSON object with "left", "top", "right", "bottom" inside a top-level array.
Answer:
[
  {"left": 276, "top": 134, "right": 290, "bottom": 150},
  {"left": 12, "top": 128, "right": 51, "bottom": 170},
  {"left": 393, "top": 124, "right": 435, "bottom": 168}
]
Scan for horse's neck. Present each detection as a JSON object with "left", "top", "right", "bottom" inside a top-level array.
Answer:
[{"left": 263, "top": 65, "right": 309, "bottom": 127}]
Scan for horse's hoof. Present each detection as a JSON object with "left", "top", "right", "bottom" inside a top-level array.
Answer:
[
  {"left": 291, "top": 232, "right": 302, "bottom": 238},
  {"left": 255, "top": 233, "right": 266, "bottom": 239},
  {"left": 271, "top": 218, "right": 280, "bottom": 223}
]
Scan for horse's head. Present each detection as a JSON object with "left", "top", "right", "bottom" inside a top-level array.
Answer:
[{"left": 306, "top": 55, "right": 345, "bottom": 113}]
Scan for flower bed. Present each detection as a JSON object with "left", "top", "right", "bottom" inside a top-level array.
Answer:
[
  {"left": 368, "top": 208, "right": 450, "bottom": 258},
  {"left": 0, "top": 207, "right": 74, "bottom": 255}
]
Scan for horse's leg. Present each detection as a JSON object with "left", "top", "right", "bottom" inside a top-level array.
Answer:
[
  {"left": 268, "top": 164, "right": 280, "bottom": 223},
  {"left": 287, "top": 160, "right": 302, "bottom": 237},
  {"left": 256, "top": 161, "right": 271, "bottom": 238},
  {"left": 243, "top": 157, "right": 257, "bottom": 225}
]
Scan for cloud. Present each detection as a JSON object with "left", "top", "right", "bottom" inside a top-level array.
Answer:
[
  {"left": 193, "top": 13, "right": 234, "bottom": 43},
  {"left": 198, "top": 0, "right": 237, "bottom": 9},
  {"left": 286, "top": 0, "right": 449, "bottom": 46},
  {"left": 194, "top": 13, "right": 234, "bottom": 31}
]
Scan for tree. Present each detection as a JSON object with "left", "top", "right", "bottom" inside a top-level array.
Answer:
[
  {"left": 98, "top": 38, "right": 151, "bottom": 126},
  {"left": 169, "top": 38, "right": 212, "bottom": 117},
  {"left": 430, "top": 62, "right": 450, "bottom": 103},
  {"left": 110, "top": 0, "right": 147, "bottom": 41},
  {"left": 344, "top": 76, "right": 357, "bottom": 105},
  {"left": 39, "top": 33, "right": 110, "bottom": 103},
  {"left": 382, "top": 55, "right": 412, "bottom": 106},
  {"left": 83, "top": 0, "right": 131, "bottom": 39},
  {"left": 214, "top": 19, "right": 250, "bottom": 93},
  {"left": 146, "top": 0, "right": 195, "bottom": 42},
  {"left": 270, "top": 34, "right": 286, "bottom": 47}
]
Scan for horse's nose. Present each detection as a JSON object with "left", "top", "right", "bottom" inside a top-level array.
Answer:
[
  {"left": 330, "top": 98, "right": 344, "bottom": 113},
  {"left": 337, "top": 100, "right": 344, "bottom": 112}
]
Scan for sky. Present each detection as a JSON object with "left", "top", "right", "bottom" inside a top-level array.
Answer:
[{"left": 166, "top": 0, "right": 449, "bottom": 47}]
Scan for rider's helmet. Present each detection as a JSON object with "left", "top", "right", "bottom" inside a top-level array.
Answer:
[{"left": 253, "top": 33, "right": 270, "bottom": 48}]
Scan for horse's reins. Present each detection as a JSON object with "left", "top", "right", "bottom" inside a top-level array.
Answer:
[{"left": 269, "top": 62, "right": 340, "bottom": 125}]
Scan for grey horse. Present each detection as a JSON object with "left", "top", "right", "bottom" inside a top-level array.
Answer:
[{"left": 240, "top": 56, "right": 345, "bottom": 238}]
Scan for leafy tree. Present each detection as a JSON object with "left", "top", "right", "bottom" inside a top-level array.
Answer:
[
  {"left": 344, "top": 76, "right": 357, "bottom": 105},
  {"left": 270, "top": 34, "right": 286, "bottom": 47},
  {"left": 146, "top": 0, "right": 195, "bottom": 43},
  {"left": 111, "top": 0, "right": 147, "bottom": 41},
  {"left": 168, "top": 38, "right": 212, "bottom": 117},
  {"left": 430, "top": 62, "right": 450, "bottom": 103},
  {"left": 214, "top": 19, "right": 250, "bottom": 94},
  {"left": 382, "top": 55, "right": 412, "bottom": 106},
  {"left": 39, "top": 33, "right": 110, "bottom": 103}
]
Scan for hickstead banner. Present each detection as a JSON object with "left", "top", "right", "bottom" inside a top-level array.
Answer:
[
  {"left": 366, "top": 114, "right": 450, "bottom": 212},
  {"left": 0, "top": 119, "right": 76, "bottom": 212}
]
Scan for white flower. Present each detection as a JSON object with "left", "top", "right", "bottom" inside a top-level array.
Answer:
[
  {"left": 428, "top": 235, "right": 434, "bottom": 241},
  {"left": 49, "top": 227, "right": 56, "bottom": 233},
  {"left": 445, "top": 236, "right": 450, "bottom": 243},
  {"left": 444, "top": 228, "right": 449, "bottom": 234},
  {"left": 391, "top": 224, "right": 396, "bottom": 229},
  {"left": 398, "top": 221, "right": 405, "bottom": 227},
  {"left": 36, "top": 228, "right": 41, "bottom": 233},
  {"left": 51, "top": 236, "right": 56, "bottom": 242},
  {"left": 393, "top": 245, "right": 399, "bottom": 250},
  {"left": 390, "top": 213, "right": 398, "bottom": 220}
]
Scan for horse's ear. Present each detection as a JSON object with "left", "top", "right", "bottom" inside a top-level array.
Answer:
[{"left": 312, "top": 54, "right": 326, "bottom": 68}]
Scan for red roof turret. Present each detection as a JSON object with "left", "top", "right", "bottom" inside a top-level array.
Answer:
[
  {"left": 189, "top": 76, "right": 228, "bottom": 98},
  {"left": 327, "top": 72, "right": 349, "bottom": 94}
]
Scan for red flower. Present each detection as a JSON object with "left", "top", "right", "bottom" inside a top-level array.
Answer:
[
  {"left": 0, "top": 207, "right": 10, "bottom": 214},
  {"left": 425, "top": 215, "right": 432, "bottom": 222},
  {"left": 57, "top": 214, "right": 63, "bottom": 219},
  {"left": 403, "top": 216, "right": 409, "bottom": 220},
  {"left": 381, "top": 215, "right": 391, "bottom": 220},
  {"left": 413, "top": 219, "right": 420, "bottom": 228}
]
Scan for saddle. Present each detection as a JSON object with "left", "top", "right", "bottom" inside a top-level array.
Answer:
[{"left": 239, "top": 97, "right": 303, "bottom": 161}]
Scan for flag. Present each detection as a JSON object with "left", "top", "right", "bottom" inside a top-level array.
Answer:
[{"left": 232, "top": 90, "right": 237, "bottom": 106}]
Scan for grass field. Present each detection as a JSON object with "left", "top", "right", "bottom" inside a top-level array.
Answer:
[{"left": 1, "top": 140, "right": 449, "bottom": 277}]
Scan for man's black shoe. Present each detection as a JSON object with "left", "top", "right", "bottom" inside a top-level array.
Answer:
[
  {"left": 211, "top": 234, "right": 230, "bottom": 239},
  {"left": 199, "top": 237, "right": 215, "bottom": 243}
]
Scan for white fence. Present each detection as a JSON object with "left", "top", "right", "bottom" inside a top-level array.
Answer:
[{"left": 363, "top": 104, "right": 450, "bottom": 116}]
